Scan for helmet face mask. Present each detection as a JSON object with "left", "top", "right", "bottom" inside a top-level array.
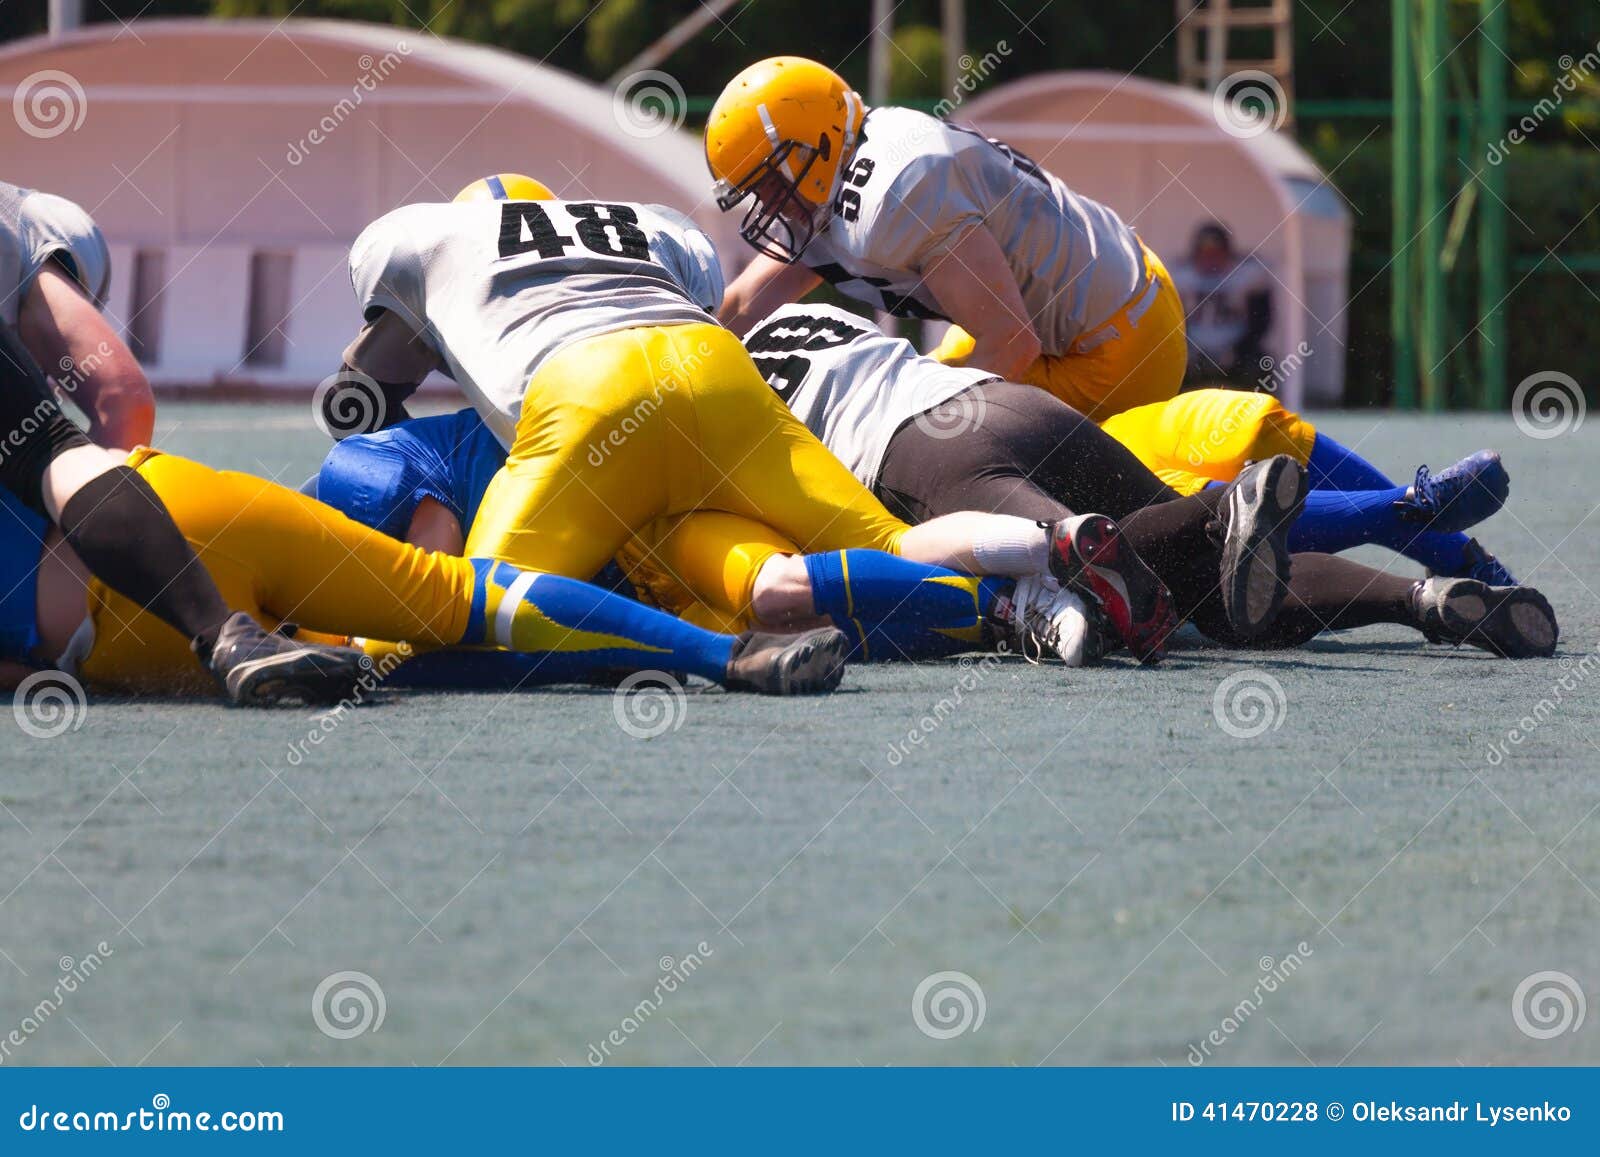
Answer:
[
  {"left": 704, "top": 57, "right": 864, "bottom": 264},
  {"left": 716, "top": 140, "right": 827, "bottom": 264}
]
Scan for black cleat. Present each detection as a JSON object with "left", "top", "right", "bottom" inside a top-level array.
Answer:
[
  {"left": 1216, "top": 455, "right": 1307, "bottom": 641},
  {"left": 1410, "top": 578, "right": 1558, "bottom": 659},
  {"left": 202, "top": 612, "right": 372, "bottom": 706},
  {"left": 724, "top": 626, "right": 848, "bottom": 695}
]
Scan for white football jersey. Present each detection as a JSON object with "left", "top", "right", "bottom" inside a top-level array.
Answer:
[
  {"left": 0, "top": 182, "right": 111, "bottom": 327},
  {"left": 799, "top": 106, "right": 1147, "bottom": 355},
  {"left": 349, "top": 199, "right": 724, "bottom": 443},
  {"left": 743, "top": 303, "right": 995, "bottom": 486}
]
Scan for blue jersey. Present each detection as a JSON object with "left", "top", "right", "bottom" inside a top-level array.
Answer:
[
  {"left": 0, "top": 486, "right": 49, "bottom": 663},
  {"left": 315, "top": 409, "right": 507, "bottom": 541}
]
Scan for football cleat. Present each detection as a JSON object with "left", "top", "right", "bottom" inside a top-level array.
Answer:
[
  {"left": 992, "top": 574, "right": 1109, "bottom": 667},
  {"left": 1215, "top": 454, "right": 1307, "bottom": 640},
  {"left": 724, "top": 626, "right": 848, "bottom": 694},
  {"left": 203, "top": 612, "right": 372, "bottom": 707},
  {"left": 1410, "top": 577, "right": 1558, "bottom": 658},
  {"left": 1395, "top": 450, "right": 1509, "bottom": 532},
  {"left": 1047, "top": 513, "right": 1177, "bottom": 663},
  {"left": 1433, "top": 536, "right": 1518, "bottom": 587}
]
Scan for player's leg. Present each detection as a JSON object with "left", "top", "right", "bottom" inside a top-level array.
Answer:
[
  {"left": 109, "top": 451, "right": 844, "bottom": 694},
  {"left": 876, "top": 380, "right": 1301, "bottom": 644},
  {"left": 0, "top": 318, "right": 364, "bottom": 704},
  {"left": 624, "top": 510, "right": 1014, "bottom": 660},
  {"left": 1190, "top": 552, "right": 1556, "bottom": 658},
  {"left": 463, "top": 328, "right": 680, "bottom": 577},
  {"left": 930, "top": 246, "right": 1187, "bottom": 421},
  {"left": 1027, "top": 244, "right": 1189, "bottom": 420}
]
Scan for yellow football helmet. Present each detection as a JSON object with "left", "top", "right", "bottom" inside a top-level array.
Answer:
[
  {"left": 453, "top": 174, "right": 555, "bottom": 202},
  {"left": 705, "top": 57, "right": 865, "bottom": 262}
]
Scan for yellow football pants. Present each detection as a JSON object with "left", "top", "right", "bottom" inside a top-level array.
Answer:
[
  {"left": 930, "top": 243, "right": 1187, "bottom": 420},
  {"left": 619, "top": 512, "right": 797, "bottom": 634},
  {"left": 465, "top": 322, "right": 910, "bottom": 590},
  {"left": 77, "top": 450, "right": 575, "bottom": 692},
  {"left": 1098, "top": 389, "right": 1319, "bottom": 496}
]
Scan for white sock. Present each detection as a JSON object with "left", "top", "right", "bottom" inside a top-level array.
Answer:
[{"left": 970, "top": 516, "right": 1051, "bottom": 575}]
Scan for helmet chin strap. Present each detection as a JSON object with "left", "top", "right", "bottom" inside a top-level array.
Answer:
[{"left": 819, "top": 90, "right": 865, "bottom": 217}]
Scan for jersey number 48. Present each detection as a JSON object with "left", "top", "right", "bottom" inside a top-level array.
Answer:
[{"left": 497, "top": 202, "right": 650, "bottom": 261}]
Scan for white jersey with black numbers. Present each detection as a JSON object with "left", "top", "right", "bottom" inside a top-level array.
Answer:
[
  {"left": 799, "top": 106, "right": 1147, "bottom": 355},
  {"left": 349, "top": 198, "right": 724, "bottom": 443},
  {"left": 0, "top": 181, "right": 112, "bottom": 327},
  {"left": 742, "top": 303, "right": 996, "bottom": 487}
]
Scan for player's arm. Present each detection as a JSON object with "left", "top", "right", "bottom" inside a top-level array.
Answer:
[
  {"left": 918, "top": 225, "right": 1041, "bottom": 382},
  {"left": 718, "top": 254, "right": 821, "bottom": 333},
  {"left": 333, "top": 309, "right": 440, "bottom": 437},
  {"left": 406, "top": 497, "right": 466, "bottom": 555},
  {"left": 17, "top": 261, "right": 154, "bottom": 450}
]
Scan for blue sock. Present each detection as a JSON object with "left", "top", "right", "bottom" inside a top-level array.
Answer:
[
  {"left": 1288, "top": 490, "right": 1473, "bottom": 572},
  {"left": 1305, "top": 432, "right": 1397, "bottom": 492},
  {"left": 804, "top": 549, "right": 1005, "bottom": 631},
  {"left": 459, "top": 560, "right": 734, "bottom": 683},
  {"left": 1398, "top": 530, "right": 1473, "bottom": 574},
  {"left": 833, "top": 618, "right": 988, "bottom": 662}
]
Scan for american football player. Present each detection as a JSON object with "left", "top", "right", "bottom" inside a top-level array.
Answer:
[
  {"left": 321, "top": 175, "right": 1191, "bottom": 662},
  {"left": 737, "top": 303, "right": 1556, "bottom": 658},
  {"left": 0, "top": 180, "right": 366, "bottom": 704},
  {"left": 705, "top": 57, "right": 1185, "bottom": 419},
  {"left": 0, "top": 446, "right": 851, "bottom": 700}
]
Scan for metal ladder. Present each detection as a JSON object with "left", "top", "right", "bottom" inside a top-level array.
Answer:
[{"left": 1175, "top": 0, "right": 1296, "bottom": 125}]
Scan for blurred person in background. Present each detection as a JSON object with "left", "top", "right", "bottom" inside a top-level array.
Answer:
[{"left": 1170, "top": 221, "right": 1275, "bottom": 384}]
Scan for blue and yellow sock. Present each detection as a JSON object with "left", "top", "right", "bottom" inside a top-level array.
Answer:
[
  {"left": 803, "top": 549, "right": 1005, "bottom": 662},
  {"left": 457, "top": 559, "right": 733, "bottom": 682}
]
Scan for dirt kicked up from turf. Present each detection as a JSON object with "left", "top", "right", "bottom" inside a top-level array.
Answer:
[{"left": 2, "top": 405, "right": 1596, "bottom": 1067}]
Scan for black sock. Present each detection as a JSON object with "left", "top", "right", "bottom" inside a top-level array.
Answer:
[
  {"left": 57, "top": 466, "right": 234, "bottom": 658},
  {"left": 1117, "top": 489, "right": 1227, "bottom": 617}
]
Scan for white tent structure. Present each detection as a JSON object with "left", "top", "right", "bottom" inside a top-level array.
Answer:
[
  {"left": 955, "top": 71, "right": 1352, "bottom": 406},
  {"left": 0, "top": 19, "right": 737, "bottom": 389}
]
